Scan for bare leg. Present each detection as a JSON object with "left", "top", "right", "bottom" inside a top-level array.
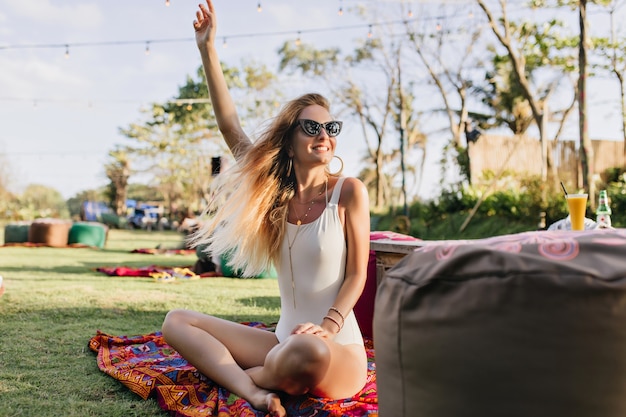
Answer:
[
  {"left": 247, "top": 333, "right": 368, "bottom": 400},
  {"left": 161, "top": 309, "right": 285, "bottom": 415}
]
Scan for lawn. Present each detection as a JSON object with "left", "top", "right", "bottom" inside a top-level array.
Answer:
[{"left": 0, "top": 229, "right": 281, "bottom": 417}]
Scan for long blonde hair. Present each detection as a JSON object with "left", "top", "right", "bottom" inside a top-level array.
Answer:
[{"left": 193, "top": 93, "right": 335, "bottom": 277}]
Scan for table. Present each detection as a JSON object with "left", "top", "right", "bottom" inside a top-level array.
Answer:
[{"left": 370, "top": 238, "right": 426, "bottom": 285}]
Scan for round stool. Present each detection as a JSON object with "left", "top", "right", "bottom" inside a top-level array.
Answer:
[
  {"left": 4, "top": 222, "right": 30, "bottom": 244},
  {"left": 220, "top": 250, "right": 276, "bottom": 279},
  {"left": 68, "top": 222, "right": 108, "bottom": 248},
  {"left": 28, "top": 219, "right": 72, "bottom": 247},
  {"left": 195, "top": 243, "right": 212, "bottom": 262}
]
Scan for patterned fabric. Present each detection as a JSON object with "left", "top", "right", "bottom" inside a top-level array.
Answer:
[
  {"left": 89, "top": 322, "right": 378, "bottom": 417},
  {"left": 369, "top": 231, "right": 420, "bottom": 242},
  {"left": 413, "top": 228, "right": 626, "bottom": 265},
  {"left": 96, "top": 265, "right": 192, "bottom": 277},
  {"left": 131, "top": 248, "right": 196, "bottom": 255}
]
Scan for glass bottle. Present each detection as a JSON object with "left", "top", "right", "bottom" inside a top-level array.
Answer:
[{"left": 596, "top": 190, "right": 612, "bottom": 228}]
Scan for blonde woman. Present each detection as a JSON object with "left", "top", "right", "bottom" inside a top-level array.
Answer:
[{"left": 161, "top": 2, "right": 371, "bottom": 416}]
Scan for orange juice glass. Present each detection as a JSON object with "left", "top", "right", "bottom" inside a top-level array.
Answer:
[{"left": 566, "top": 193, "right": 588, "bottom": 231}]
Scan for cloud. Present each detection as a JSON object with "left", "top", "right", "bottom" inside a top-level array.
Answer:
[
  {"left": 0, "top": 10, "right": 8, "bottom": 37},
  {"left": 0, "top": 54, "right": 88, "bottom": 98},
  {"left": 2, "top": 0, "right": 104, "bottom": 30}
]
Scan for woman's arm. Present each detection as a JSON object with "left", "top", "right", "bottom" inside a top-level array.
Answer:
[
  {"left": 322, "top": 177, "right": 370, "bottom": 336},
  {"left": 194, "top": 1, "right": 252, "bottom": 160}
]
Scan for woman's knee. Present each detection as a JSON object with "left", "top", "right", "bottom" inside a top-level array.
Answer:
[
  {"left": 162, "top": 309, "right": 192, "bottom": 337},
  {"left": 278, "top": 334, "right": 331, "bottom": 381}
]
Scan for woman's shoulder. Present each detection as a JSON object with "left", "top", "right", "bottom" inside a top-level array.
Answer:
[
  {"left": 336, "top": 177, "right": 368, "bottom": 204},
  {"left": 337, "top": 176, "right": 366, "bottom": 190}
]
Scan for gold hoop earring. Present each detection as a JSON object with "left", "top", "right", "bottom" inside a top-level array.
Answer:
[
  {"left": 327, "top": 155, "right": 344, "bottom": 176},
  {"left": 287, "top": 158, "right": 293, "bottom": 177}
]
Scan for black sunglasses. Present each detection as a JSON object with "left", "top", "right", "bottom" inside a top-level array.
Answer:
[{"left": 297, "top": 119, "right": 343, "bottom": 137}]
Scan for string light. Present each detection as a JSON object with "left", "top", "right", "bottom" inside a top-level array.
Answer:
[
  {"left": 408, "top": 9, "right": 413, "bottom": 18},
  {"left": 367, "top": 24, "right": 373, "bottom": 38},
  {"left": 222, "top": 37, "right": 228, "bottom": 48},
  {"left": 0, "top": 12, "right": 476, "bottom": 57},
  {"left": 295, "top": 31, "right": 301, "bottom": 46},
  {"left": 165, "top": 0, "right": 170, "bottom": 6},
  {"left": 436, "top": 22, "right": 442, "bottom": 31},
  {"left": 338, "top": 0, "right": 343, "bottom": 15},
  {"left": 257, "top": 2, "right": 262, "bottom": 12},
  {"left": 144, "top": 42, "right": 150, "bottom": 55},
  {"left": 64, "top": 44, "right": 69, "bottom": 59}
]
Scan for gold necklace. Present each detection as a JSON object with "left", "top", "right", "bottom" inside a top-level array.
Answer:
[
  {"left": 292, "top": 197, "right": 317, "bottom": 226},
  {"left": 292, "top": 184, "right": 328, "bottom": 224},
  {"left": 286, "top": 179, "right": 328, "bottom": 309}
]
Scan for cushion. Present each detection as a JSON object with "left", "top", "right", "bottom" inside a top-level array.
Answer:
[
  {"left": 4, "top": 222, "right": 30, "bottom": 244},
  {"left": 28, "top": 219, "right": 72, "bottom": 247},
  {"left": 68, "top": 222, "right": 108, "bottom": 248},
  {"left": 374, "top": 229, "right": 626, "bottom": 417}
]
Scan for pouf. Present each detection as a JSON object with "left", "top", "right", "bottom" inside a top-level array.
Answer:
[
  {"left": 68, "top": 222, "right": 108, "bottom": 248},
  {"left": 28, "top": 219, "right": 72, "bottom": 247},
  {"left": 4, "top": 222, "right": 30, "bottom": 244},
  {"left": 195, "top": 243, "right": 212, "bottom": 262},
  {"left": 220, "top": 250, "right": 277, "bottom": 279},
  {"left": 374, "top": 229, "right": 626, "bottom": 417}
]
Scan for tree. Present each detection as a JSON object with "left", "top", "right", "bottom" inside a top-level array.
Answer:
[
  {"left": 0, "top": 151, "right": 17, "bottom": 219},
  {"left": 476, "top": 0, "right": 581, "bottom": 192},
  {"left": 594, "top": 0, "right": 626, "bottom": 162},
  {"left": 526, "top": 0, "right": 613, "bottom": 202},
  {"left": 402, "top": 5, "right": 487, "bottom": 184},
  {"left": 19, "top": 184, "right": 69, "bottom": 219},
  {"left": 117, "top": 61, "right": 281, "bottom": 213},
  {"left": 278, "top": 34, "right": 427, "bottom": 209},
  {"left": 104, "top": 148, "right": 130, "bottom": 216}
]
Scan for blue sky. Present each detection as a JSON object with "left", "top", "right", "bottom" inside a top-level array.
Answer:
[
  {"left": 1, "top": 0, "right": 625, "bottom": 200},
  {"left": 0, "top": 0, "right": 369, "bottom": 198}
]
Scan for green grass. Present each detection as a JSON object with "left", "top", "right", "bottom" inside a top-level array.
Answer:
[{"left": 0, "top": 229, "right": 280, "bottom": 417}]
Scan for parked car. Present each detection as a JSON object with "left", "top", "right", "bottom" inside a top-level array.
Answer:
[{"left": 128, "top": 207, "right": 159, "bottom": 229}]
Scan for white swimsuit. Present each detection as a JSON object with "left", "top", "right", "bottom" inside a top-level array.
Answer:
[{"left": 275, "top": 177, "right": 364, "bottom": 346}]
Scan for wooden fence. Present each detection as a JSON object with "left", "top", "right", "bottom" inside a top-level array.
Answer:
[{"left": 468, "top": 135, "right": 625, "bottom": 187}]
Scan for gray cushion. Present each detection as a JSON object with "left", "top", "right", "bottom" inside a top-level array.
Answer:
[{"left": 374, "top": 229, "right": 626, "bottom": 417}]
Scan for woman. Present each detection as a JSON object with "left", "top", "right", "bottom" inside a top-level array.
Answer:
[{"left": 161, "top": 2, "right": 371, "bottom": 416}]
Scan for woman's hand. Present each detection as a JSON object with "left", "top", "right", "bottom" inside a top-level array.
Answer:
[
  {"left": 193, "top": 1, "right": 217, "bottom": 53},
  {"left": 291, "top": 322, "right": 332, "bottom": 339}
]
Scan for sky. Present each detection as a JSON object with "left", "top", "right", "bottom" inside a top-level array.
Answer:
[
  {"left": 0, "top": 0, "right": 374, "bottom": 199},
  {"left": 1, "top": 0, "right": 625, "bottom": 201}
]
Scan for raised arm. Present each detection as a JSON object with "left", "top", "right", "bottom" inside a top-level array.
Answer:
[{"left": 193, "top": 1, "right": 252, "bottom": 160}]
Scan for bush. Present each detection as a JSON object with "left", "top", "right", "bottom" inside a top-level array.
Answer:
[{"left": 374, "top": 176, "right": 572, "bottom": 240}]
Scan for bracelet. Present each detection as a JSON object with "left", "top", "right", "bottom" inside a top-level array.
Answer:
[
  {"left": 328, "top": 307, "right": 345, "bottom": 324},
  {"left": 323, "top": 315, "right": 342, "bottom": 332}
]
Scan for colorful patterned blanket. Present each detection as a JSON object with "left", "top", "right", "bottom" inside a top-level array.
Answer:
[
  {"left": 96, "top": 265, "right": 220, "bottom": 281},
  {"left": 131, "top": 248, "right": 196, "bottom": 255},
  {"left": 89, "top": 323, "right": 378, "bottom": 417}
]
